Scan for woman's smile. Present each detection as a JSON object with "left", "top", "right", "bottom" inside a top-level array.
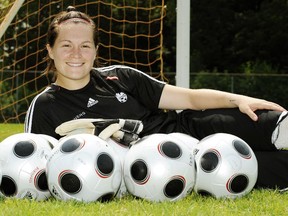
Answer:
[
  {"left": 66, "top": 62, "right": 85, "bottom": 67},
  {"left": 46, "top": 22, "right": 97, "bottom": 90}
]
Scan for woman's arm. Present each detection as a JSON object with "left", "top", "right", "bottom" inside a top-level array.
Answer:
[{"left": 159, "top": 84, "right": 286, "bottom": 121}]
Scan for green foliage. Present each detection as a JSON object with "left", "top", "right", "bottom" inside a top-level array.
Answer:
[
  {"left": 3, "top": 0, "right": 288, "bottom": 74},
  {"left": 191, "top": 72, "right": 288, "bottom": 108},
  {"left": 191, "top": 71, "right": 232, "bottom": 92},
  {"left": 0, "top": 75, "right": 35, "bottom": 123},
  {"left": 0, "top": 81, "right": 14, "bottom": 106},
  {"left": 162, "top": 0, "right": 176, "bottom": 73},
  {"left": 241, "top": 61, "right": 279, "bottom": 75},
  {"left": 190, "top": 0, "right": 288, "bottom": 73}
]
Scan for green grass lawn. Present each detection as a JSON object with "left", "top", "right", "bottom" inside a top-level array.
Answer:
[
  {"left": 0, "top": 123, "right": 24, "bottom": 141},
  {"left": 0, "top": 124, "right": 288, "bottom": 215}
]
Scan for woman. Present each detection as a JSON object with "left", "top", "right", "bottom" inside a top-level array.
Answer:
[{"left": 25, "top": 6, "right": 288, "bottom": 189}]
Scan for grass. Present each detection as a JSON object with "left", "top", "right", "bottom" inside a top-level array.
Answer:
[
  {"left": 0, "top": 190, "right": 287, "bottom": 216},
  {"left": 0, "top": 123, "right": 24, "bottom": 141},
  {"left": 0, "top": 124, "right": 288, "bottom": 215}
]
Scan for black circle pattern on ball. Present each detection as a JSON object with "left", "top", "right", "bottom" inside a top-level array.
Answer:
[
  {"left": 61, "top": 138, "right": 83, "bottom": 153},
  {"left": 0, "top": 175, "right": 17, "bottom": 196},
  {"left": 98, "top": 192, "right": 115, "bottom": 202},
  {"left": 159, "top": 141, "right": 182, "bottom": 159},
  {"left": 197, "top": 190, "right": 213, "bottom": 197},
  {"left": 233, "top": 140, "right": 251, "bottom": 159},
  {"left": 60, "top": 173, "right": 82, "bottom": 194},
  {"left": 164, "top": 177, "right": 185, "bottom": 198},
  {"left": 131, "top": 160, "right": 149, "bottom": 184},
  {"left": 36, "top": 170, "right": 49, "bottom": 191},
  {"left": 13, "top": 140, "right": 35, "bottom": 158},
  {"left": 96, "top": 153, "right": 114, "bottom": 177},
  {"left": 228, "top": 174, "right": 249, "bottom": 193},
  {"left": 200, "top": 150, "right": 220, "bottom": 172}
]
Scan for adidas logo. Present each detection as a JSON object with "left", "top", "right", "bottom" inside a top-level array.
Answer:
[{"left": 87, "top": 98, "right": 98, "bottom": 108}]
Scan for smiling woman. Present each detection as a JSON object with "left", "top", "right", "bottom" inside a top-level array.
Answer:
[
  {"left": 0, "top": 1, "right": 166, "bottom": 124},
  {"left": 46, "top": 24, "right": 97, "bottom": 90},
  {"left": 45, "top": 7, "right": 97, "bottom": 90},
  {"left": 24, "top": 6, "right": 288, "bottom": 191}
]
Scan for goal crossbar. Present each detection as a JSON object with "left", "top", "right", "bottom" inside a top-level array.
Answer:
[{"left": 0, "top": 0, "right": 25, "bottom": 40}]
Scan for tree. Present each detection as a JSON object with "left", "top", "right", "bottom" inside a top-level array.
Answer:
[{"left": 190, "top": 0, "right": 288, "bottom": 73}]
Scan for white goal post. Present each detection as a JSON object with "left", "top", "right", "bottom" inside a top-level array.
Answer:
[
  {"left": 0, "top": 0, "right": 25, "bottom": 40},
  {"left": 176, "top": 0, "right": 190, "bottom": 88}
]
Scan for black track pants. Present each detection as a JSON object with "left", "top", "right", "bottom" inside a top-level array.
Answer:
[
  {"left": 178, "top": 108, "right": 288, "bottom": 189},
  {"left": 179, "top": 108, "right": 280, "bottom": 151},
  {"left": 255, "top": 151, "right": 288, "bottom": 189}
]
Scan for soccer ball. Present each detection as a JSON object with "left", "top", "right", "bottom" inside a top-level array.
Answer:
[
  {"left": 106, "top": 138, "right": 129, "bottom": 198},
  {"left": 168, "top": 133, "right": 199, "bottom": 151},
  {"left": 0, "top": 166, "right": 2, "bottom": 187},
  {"left": 38, "top": 134, "right": 58, "bottom": 148},
  {"left": 46, "top": 134, "right": 122, "bottom": 202},
  {"left": 193, "top": 133, "right": 258, "bottom": 199},
  {"left": 0, "top": 133, "right": 53, "bottom": 200},
  {"left": 123, "top": 133, "right": 196, "bottom": 202}
]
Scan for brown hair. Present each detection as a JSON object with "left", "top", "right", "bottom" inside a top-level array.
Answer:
[{"left": 45, "top": 6, "right": 99, "bottom": 80}]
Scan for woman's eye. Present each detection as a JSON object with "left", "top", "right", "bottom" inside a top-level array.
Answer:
[
  {"left": 62, "top": 44, "right": 71, "bottom": 47},
  {"left": 82, "top": 45, "right": 90, "bottom": 48}
]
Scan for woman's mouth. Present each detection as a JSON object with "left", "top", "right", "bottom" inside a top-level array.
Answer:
[{"left": 67, "top": 62, "right": 84, "bottom": 67}]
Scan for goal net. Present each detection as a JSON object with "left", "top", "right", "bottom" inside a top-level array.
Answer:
[{"left": 0, "top": 0, "right": 166, "bottom": 123}]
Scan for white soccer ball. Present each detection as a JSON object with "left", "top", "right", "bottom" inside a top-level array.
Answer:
[
  {"left": 0, "top": 142, "right": 2, "bottom": 187},
  {"left": 38, "top": 134, "right": 58, "bottom": 148},
  {"left": 0, "top": 133, "right": 53, "bottom": 200},
  {"left": 193, "top": 133, "right": 258, "bottom": 199},
  {"left": 0, "top": 165, "right": 2, "bottom": 187},
  {"left": 123, "top": 133, "right": 196, "bottom": 202},
  {"left": 106, "top": 138, "right": 129, "bottom": 198},
  {"left": 46, "top": 134, "right": 122, "bottom": 202},
  {"left": 168, "top": 133, "right": 199, "bottom": 151}
]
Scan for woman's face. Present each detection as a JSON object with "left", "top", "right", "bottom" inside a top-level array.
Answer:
[{"left": 47, "top": 22, "right": 97, "bottom": 89}]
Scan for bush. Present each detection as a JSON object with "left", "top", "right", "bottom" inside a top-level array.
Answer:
[{"left": 190, "top": 72, "right": 288, "bottom": 108}]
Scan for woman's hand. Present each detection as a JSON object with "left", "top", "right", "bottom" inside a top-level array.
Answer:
[{"left": 232, "top": 96, "right": 286, "bottom": 121}]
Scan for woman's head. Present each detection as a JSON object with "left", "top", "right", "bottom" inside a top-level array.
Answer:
[{"left": 45, "top": 6, "right": 98, "bottom": 80}]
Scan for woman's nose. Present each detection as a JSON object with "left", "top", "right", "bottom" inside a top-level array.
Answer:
[{"left": 70, "top": 47, "right": 82, "bottom": 58}]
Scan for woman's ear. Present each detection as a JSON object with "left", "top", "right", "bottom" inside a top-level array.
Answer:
[
  {"left": 46, "top": 44, "right": 54, "bottom": 59},
  {"left": 95, "top": 45, "right": 99, "bottom": 60}
]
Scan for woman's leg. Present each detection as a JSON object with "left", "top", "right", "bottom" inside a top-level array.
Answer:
[
  {"left": 178, "top": 108, "right": 288, "bottom": 189},
  {"left": 255, "top": 151, "right": 288, "bottom": 189},
  {"left": 179, "top": 108, "right": 281, "bottom": 151}
]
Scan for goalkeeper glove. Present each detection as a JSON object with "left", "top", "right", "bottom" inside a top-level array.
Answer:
[{"left": 55, "top": 118, "right": 143, "bottom": 146}]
